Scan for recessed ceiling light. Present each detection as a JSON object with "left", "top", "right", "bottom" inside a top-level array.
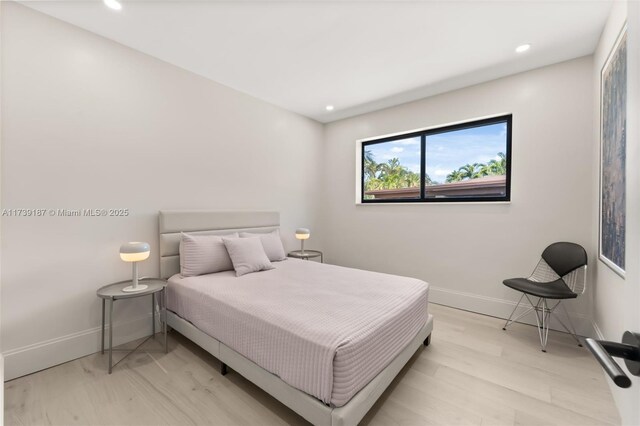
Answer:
[
  {"left": 515, "top": 44, "right": 531, "bottom": 53},
  {"left": 103, "top": 0, "right": 122, "bottom": 11},
  {"left": 325, "top": 105, "right": 334, "bottom": 111}
]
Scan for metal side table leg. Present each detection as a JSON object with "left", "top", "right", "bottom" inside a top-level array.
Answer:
[
  {"left": 164, "top": 287, "right": 168, "bottom": 353},
  {"left": 108, "top": 298, "right": 114, "bottom": 374},
  {"left": 152, "top": 293, "right": 156, "bottom": 337},
  {"left": 101, "top": 299, "right": 105, "bottom": 354}
]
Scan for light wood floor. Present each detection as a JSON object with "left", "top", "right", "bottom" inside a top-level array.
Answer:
[{"left": 5, "top": 304, "right": 620, "bottom": 426}]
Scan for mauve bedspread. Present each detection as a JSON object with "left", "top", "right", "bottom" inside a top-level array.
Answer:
[{"left": 167, "top": 258, "right": 429, "bottom": 407}]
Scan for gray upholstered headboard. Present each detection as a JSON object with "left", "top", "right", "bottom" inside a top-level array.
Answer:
[{"left": 159, "top": 210, "right": 280, "bottom": 279}]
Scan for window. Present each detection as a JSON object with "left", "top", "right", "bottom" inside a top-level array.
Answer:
[{"left": 361, "top": 115, "right": 512, "bottom": 203}]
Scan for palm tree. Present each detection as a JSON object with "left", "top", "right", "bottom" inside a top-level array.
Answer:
[
  {"left": 458, "top": 163, "right": 483, "bottom": 180},
  {"left": 491, "top": 152, "right": 507, "bottom": 174},
  {"left": 477, "top": 153, "right": 506, "bottom": 176},
  {"left": 446, "top": 170, "right": 465, "bottom": 183},
  {"left": 365, "top": 177, "right": 383, "bottom": 191},
  {"left": 424, "top": 173, "right": 436, "bottom": 185},
  {"left": 379, "top": 158, "right": 403, "bottom": 175},
  {"left": 378, "top": 158, "right": 403, "bottom": 187},
  {"left": 364, "top": 156, "right": 442, "bottom": 191},
  {"left": 443, "top": 152, "right": 507, "bottom": 184},
  {"left": 364, "top": 150, "right": 374, "bottom": 163},
  {"left": 363, "top": 150, "right": 380, "bottom": 180},
  {"left": 479, "top": 162, "right": 494, "bottom": 177},
  {"left": 376, "top": 158, "right": 424, "bottom": 189},
  {"left": 404, "top": 172, "right": 420, "bottom": 188}
]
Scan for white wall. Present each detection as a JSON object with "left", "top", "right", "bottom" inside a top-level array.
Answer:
[
  {"left": 0, "top": 0, "right": 4, "bottom": 418},
  {"left": 592, "top": 1, "right": 640, "bottom": 424},
  {"left": 321, "top": 57, "right": 595, "bottom": 335},
  {"left": 0, "top": 2, "right": 324, "bottom": 380}
]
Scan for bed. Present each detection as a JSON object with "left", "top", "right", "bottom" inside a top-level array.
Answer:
[{"left": 159, "top": 210, "right": 433, "bottom": 426}]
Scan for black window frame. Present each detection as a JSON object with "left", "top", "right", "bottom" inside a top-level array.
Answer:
[{"left": 360, "top": 114, "right": 512, "bottom": 203}]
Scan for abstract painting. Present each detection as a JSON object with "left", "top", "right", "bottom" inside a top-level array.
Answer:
[{"left": 600, "top": 26, "right": 627, "bottom": 277}]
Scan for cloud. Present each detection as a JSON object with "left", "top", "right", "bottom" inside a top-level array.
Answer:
[
  {"left": 426, "top": 123, "right": 507, "bottom": 171},
  {"left": 390, "top": 147, "right": 404, "bottom": 153},
  {"left": 473, "top": 155, "right": 495, "bottom": 164},
  {"left": 432, "top": 168, "right": 453, "bottom": 178},
  {"left": 392, "top": 138, "right": 419, "bottom": 146},
  {"left": 406, "top": 163, "right": 420, "bottom": 173}
]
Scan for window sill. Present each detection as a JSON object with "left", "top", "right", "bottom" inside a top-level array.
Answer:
[{"left": 355, "top": 201, "right": 512, "bottom": 206}]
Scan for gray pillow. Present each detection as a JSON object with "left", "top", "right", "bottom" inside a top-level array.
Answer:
[
  {"left": 179, "top": 232, "right": 238, "bottom": 277},
  {"left": 223, "top": 237, "right": 275, "bottom": 277},
  {"left": 239, "top": 229, "right": 286, "bottom": 261}
]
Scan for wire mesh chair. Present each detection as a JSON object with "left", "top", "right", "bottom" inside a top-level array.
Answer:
[{"left": 502, "top": 242, "right": 587, "bottom": 352}]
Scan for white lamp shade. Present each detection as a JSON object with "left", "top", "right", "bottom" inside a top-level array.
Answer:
[
  {"left": 295, "top": 228, "right": 310, "bottom": 240},
  {"left": 119, "top": 242, "right": 150, "bottom": 262}
]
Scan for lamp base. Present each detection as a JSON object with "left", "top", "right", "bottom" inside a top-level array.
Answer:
[{"left": 122, "top": 284, "right": 148, "bottom": 293}]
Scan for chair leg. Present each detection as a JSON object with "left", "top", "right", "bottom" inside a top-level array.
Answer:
[
  {"left": 505, "top": 293, "right": 582, "bottom": 352},
  {"left": 540, "top": 298, "right": 550, "bottom": 352},
  {"left": 528, "top": 296, "right": 550, "bottom": 352},
  {"left": 503, "top": 293, "right": 526, "bottom": 330},
  {"left": 555, "top": 302, "right": 583, "bottom": 347}
]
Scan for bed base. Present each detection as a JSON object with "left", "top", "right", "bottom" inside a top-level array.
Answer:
[
  {"left": 167, "top": 311, "right": 433, "bottom": 426},
  {"left": 158, "top": 211, "right": 434, "bottom": 425}
]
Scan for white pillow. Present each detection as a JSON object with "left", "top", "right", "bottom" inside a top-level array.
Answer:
[
  {"left": 239, "top": 229, "right": 286, "bottom": 262},
  {"left": 223, "top": 237, "right": 274, "bottom": 277},
  {"left": 179, "top": 232, "right": 238, "bottom": 277}
]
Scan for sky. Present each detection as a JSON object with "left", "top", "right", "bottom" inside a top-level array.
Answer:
[{"left": 365, "top": 122, "right": 507, "bottom": 184}]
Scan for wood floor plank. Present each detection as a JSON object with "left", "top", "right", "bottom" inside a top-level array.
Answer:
[
  {"left": 421, "top": 339, "right": 554, "bottom": 402},
  {"left": 387, "top": 383, "right": 483, "bottom": 426},
  {"left": 434, "top": 366, "right": 614, "bottom": 426},
  {"left": 4, "top": 304, "right": 620, "bottom": 426},
  {"left": 550, "top": 386, "right": 620, "bottom": 425},
  {"left": 362, "top": 397, "right": 441, "bottom": 426},
  {"left": 400, "top": 368, "right": 516, "bottom": 425},
  {"left": 434, "top": 322, "right": 504, "bottom": 357}
]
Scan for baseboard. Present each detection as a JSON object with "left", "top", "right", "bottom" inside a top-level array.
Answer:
[
  {"left": 0, "top": 354, "right": 4, "bottom": 416},
  {"left": 3, "top": 312, "right": 161, "bottom": 381},
  {"left": 592, "top": 320, "right": 605, "bottom": 340},
  {"left": 429, "top": 286, "right": 595, "bottom": 338}
]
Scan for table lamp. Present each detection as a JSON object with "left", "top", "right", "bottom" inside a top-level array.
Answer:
[
  {"left": 295, "top": 228, "right": 310, "bottom": 255},
  {"left": 120, "top": 242, "right": 150, "bottom": 292}
]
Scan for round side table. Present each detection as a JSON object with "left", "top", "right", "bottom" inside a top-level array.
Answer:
[
  {"left": 96, "top": 278, "right": 168, "bottom": 373},
  {"left": 288, "top": 250, "right": 323, "bottom": 263}
]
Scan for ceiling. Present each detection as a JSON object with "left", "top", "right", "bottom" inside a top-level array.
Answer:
[{"left": 21, "top": 1, "right": 612, "bottom": 123}]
